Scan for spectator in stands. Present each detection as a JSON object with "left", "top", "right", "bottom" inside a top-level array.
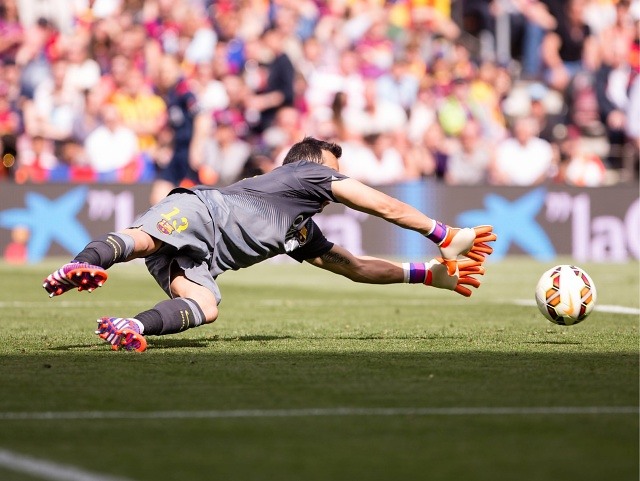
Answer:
[
  {"left": 64, "top": 31, "right": 101, "bottom": 95},
  {"left": 446, "top": 119, "right": 493, "bottom": 185},
  {"left": 354, "top": 16, "right": 394, "bottom": 79},
  {"left": 110, "top": 66, "right": 167, "bottom": 156},
  {"left": 583, "top": 0, "right": 619, "bottom": 35},
  {"left": 469, "top": 61, "right": 508, "bottom": 142},
  {"left": 144, "top": 0, "right": 183, "bottom": 58},
  {"left": 85, "top": 103, "right": 139, "bottom": 176},
  {"left": 97, "top": 54, "right": 131, "bottom": 102},
  {"left": 269, "top": 1, "right": 309, "bottom": 68},
  {"left": 506, "top": 0, "right": 557, "bottom": 79},
  {"left": 624, "top": 3, "right": 640, "bottom": 177},
  {"left": 181, "top": 6, "right": 217, "bottom": 68},
  {"left": 14, "top": 135, "right": 57, "bottom": 183},
  {"left": 541, "top": 0, "right": 599, "bottom": 91},
  {"left": 244, "top": 27, "right": 295, "bottom": 135},
  {"left": 264, "top": 106, "right": 305, "bottom": 166},
  {"left": 408, "top": 122, "right": 450, "bottom": 180},
  {"left": 561, "top": 127, "right": 607, "bottom": 186},
  {"left": 23, "top": 59, "right": 80, "bottom": 151},
  {"left": 150, "top": 54, "right": 209, "bottom": 204},
  {"left": 527, "top": 82, "right": 564, "bottom": 145},
  {"left": 461, "top": 0, "right": 553, "bottom": 73},
  {"left": 200, "top": 110, "right": 252, "bottom": 187},
  {"left": 71, "top": 88, "right": 102, "bottom": 145},
  {"left": 365, "top": 133, "right": 411, "bottom": 186},
  {"left": 15, "top": 17, "right": 58, "bottom": 100},
  {"left": 297, "top": 35, "right": 322, "bottom": 84},
  {"left": 218, "top": 73, "right": 251, "bottom": 140},
  {"left": 563, "top": 31, "right": 603, "bottom": 138},
  {"left": 437, "top": 76, "right": 473, "bottom": 138},
  {"left": 625, "top": 76, "right": 640, "bottom": 177},
  {"left": 87, "top": 18, "right": 116, "bottom": 74},
  {"left": 0, "top": 82, "right": 19, "bottom": 149},
  {"left": 342, "top": 78, "right": 407, "bottom": 137},
  {"left": 116, "top": 22, "right": 148, "bottom": 73},
  {"left": 188, "top": 61, "right": 229, "bottom": 115},
  {"left": 595, "top": 35, "right": 633, "bottom": 170},
  {"left": 376, "top": 58, "right": 420, "bottom": 113},
  {"left": 491, "top": 116, "right": 554, "bottom": 185},
  {"left": 408, "top": 80, "right": 437, "bottom": 145},
  {"left": 0, "top": 0, "right": 23, "bottom": 64},
  {"left": 428, "top": 54, "right": 454, "bottom": 99},
  {"left": 0, "top": 77, "right": 20, "bottom": 177},
  {"left": 0, "top": 56, "right": 20, "bottom": 110},
  {"left": 0, "top": 0, "right": 636, "bottom": 188},
  {"left": 597, "top": 0, "right": 635, "bottom": 60},
  {"left": 339, "top": 129, "right": 411, "bottom": 186},
  {"left": 57, "top": 138, "right": 94, "bottom": 183},
  {"left": 304, "top": 49, "right": 365, "bottom": 123}
]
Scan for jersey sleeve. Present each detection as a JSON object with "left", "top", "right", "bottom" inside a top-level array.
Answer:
[
  {"left": 293, "top": 161, "right": 349, "bottom": 203},
  {"left": 286, "top": 219, "right": 334, "bottom": 263}
]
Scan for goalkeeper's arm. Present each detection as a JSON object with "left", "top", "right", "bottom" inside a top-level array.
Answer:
[
  {"left": 330, "top": 178, "right": 496, "bottom": 269},
  {"left": 305, "top": 244, "right": 484, "bottom": 297}
]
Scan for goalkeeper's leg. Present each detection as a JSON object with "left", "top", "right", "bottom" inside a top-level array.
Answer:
[
  {"left": 95, "top": 272, "right": 218, "bottom": 352},
  {"left": 43, "top": 229, "right": 161, "bottom": 297}
]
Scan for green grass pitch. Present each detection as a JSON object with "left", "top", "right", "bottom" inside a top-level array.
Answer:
[{"left": 0, "top": 257, "right": 637, "bottom": 481}]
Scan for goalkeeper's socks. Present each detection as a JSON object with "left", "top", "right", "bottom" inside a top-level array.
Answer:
[
  {"left": 73, "top": 233, "right": 135, "bottom": 269},
  {"left": 402, "top": 262, "right": 429, "bottom": 284},
  {"left": 134, "top": 298, "right": 206, "bottom": 335},
  {"left": 426, "top": 221, "right": 448, "bottom": 245}
]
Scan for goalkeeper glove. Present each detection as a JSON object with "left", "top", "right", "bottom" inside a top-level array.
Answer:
[
  {"left": 436, "top": 225, "right": 497, "bottom": 275},
  {"left": 424, "top": 257, "right": 485, "bottom": 297}
]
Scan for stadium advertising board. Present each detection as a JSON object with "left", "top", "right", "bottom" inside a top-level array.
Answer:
[{"left": 0, "top": 183, "right": 637, "bottom": 263}]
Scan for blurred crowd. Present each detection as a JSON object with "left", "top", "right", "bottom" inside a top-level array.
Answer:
[{"left": 0, "top": 0, "right": 638, "bottom": 200}]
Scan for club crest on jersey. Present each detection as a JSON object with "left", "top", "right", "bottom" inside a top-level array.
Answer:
[
  {"left": 157, "top": 219, "right": 175, "bottom": 235},
  {"left": 284, "top": 217, "right": 309, "bottom": 252}
]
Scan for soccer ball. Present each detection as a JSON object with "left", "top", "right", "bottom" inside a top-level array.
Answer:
[{"left": 535, "top": 265, "right": 597, "bottom": 325}]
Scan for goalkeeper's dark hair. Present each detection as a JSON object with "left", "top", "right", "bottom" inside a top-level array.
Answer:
[{"left": 282, "top": 137, "right": 342, "bottom": 165}]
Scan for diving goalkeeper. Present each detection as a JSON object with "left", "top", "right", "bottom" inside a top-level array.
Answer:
[{"left": 43, "top": 137, "right": 497, "bottom": 352}]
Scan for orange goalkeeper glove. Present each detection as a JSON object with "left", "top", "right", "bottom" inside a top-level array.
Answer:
[
  {"left": 437, "top": 225, "right": 497, "bottom": 275},
  {"left": 423, "top": 257, "right": 486, "bottom": 297}
]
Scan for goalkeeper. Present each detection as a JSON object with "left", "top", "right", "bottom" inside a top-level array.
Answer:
[{"left": 43, "top": 137, "right": 497, "bottom": 352}]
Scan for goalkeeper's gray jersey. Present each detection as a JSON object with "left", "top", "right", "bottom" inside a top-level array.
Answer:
[{"left": 191, "top": 160, "right": 347, "bottom": 276}]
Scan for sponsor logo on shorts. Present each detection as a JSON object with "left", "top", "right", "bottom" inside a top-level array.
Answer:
[{"left": 157, "top": 219, "right": 175, "bottom": 235}]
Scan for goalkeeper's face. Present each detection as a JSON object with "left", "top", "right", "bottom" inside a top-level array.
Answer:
[{"left": 321, "top": 150, "right": 340, "bottom": 172}]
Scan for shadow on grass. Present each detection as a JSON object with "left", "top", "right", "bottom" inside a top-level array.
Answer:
[
  {"left": 147, "top": 335, "right": 293, "bottom": 349},
  {"left": 0, "top": 350, "right": 637, "bottom": 481},
  {"left": 524, "top": 340, "right": 584, "bottom": 345},
  {"left": 337, "top": 335, "right": 466, "bottom": 341},
  {"left": 0, "top": 350, "right": 636, "bottom": 413},
  {"left": 215, "top": 335, "right": 294, "bottom": 342},
  {"left": 50, "top": 335, "right": 295, "bottom": 351}
]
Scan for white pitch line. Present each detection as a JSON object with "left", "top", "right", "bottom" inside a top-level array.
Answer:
[
  {"left": 0, "top": 406, "right": 636, "bottom": 421},
  {"left": 0, "top": 448, "right": 133, "bottom": 481},
  {"left": 514, "top": 299, "right": 640, "bottom": 316}
]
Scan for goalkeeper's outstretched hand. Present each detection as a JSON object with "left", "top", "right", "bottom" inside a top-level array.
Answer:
[
  {"left": 424, "top": 258, "right": 485, "bottom": 297},
  {"left": 465, "top": 225, "right": 497, "bottom": 262},
  {"left": 438, "top": 225, "right": 497, "bottom": 274}
]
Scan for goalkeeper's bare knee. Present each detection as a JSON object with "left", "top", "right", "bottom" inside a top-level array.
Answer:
[{"left": 169, "top": 275, "right": 219, "bottom": 323}]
